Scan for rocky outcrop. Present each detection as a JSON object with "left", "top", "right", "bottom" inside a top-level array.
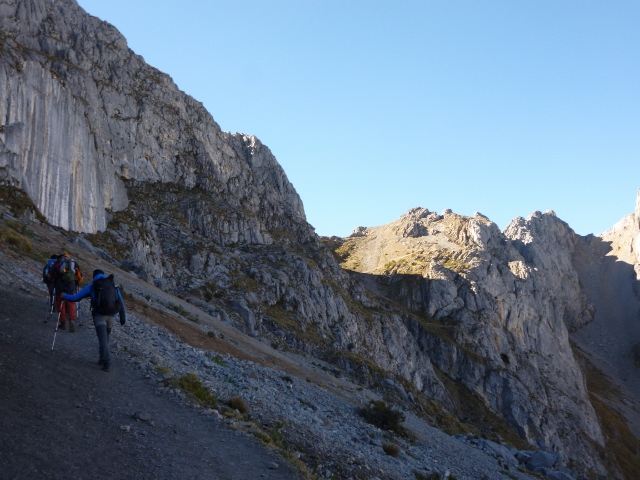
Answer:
[
  {"left": 0, "top": 0, "right": 304, "bottom": 235},
  {"left": 333, "top": 207, "right": 604, "bottom": 471}
]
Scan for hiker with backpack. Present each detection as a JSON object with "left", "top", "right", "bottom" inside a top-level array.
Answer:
[
  {"left": 62, "top": 269, "right": 126, "bottom": 372},
  {"left": 42, "top": 254, "right": 60, "bottom": 313},
  {"left": 50, "top": 253, "right": 83, "bottom": 332}
]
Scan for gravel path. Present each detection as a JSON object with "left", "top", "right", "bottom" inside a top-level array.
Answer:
[{"left": 0, "top": 284, "right": 300, "bottom": 480}]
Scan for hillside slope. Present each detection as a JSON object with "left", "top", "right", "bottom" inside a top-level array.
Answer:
[{"left": 0, "top": 201, "right": 542, "bottom": 480}]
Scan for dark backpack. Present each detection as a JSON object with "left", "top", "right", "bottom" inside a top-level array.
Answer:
[
  {"left": 59, "top": 257, "right": 77, "bottom": 283},
  {"left": 92, "top": 275, "right": 121, "bottom": 315},
  {"left": 43, "top": 259, "right": 56, "bottom": 283}
]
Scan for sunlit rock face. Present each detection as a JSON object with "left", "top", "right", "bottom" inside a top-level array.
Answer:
[
  {"left": 337, "top": 207, "right": 604, "bottom": 469},
  {"left": 0, "top": 0, "right": 305, "bottom": 234}
]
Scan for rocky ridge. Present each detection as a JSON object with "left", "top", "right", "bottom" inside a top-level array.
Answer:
[{"left": 334, "top": 208, "right": 603, "bottom": 471}]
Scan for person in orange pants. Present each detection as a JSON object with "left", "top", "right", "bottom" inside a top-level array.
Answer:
[
  {"left": 51, "top": 253, "right": 83, "bottom": 332},
  {"left": 56, "top": 294, "right": 77, "bottom": 329}
]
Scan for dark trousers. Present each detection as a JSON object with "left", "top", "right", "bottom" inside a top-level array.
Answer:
[{"left": 94, "top": 315, "right": 115, "bottom": 364}]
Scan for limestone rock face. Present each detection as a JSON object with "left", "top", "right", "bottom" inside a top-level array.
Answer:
[
  {"left": 0, "top": 0, "right": 305, "bottom": 234},
  {"left": 335, "top": 207, "right": 603, "bottom": 469}
]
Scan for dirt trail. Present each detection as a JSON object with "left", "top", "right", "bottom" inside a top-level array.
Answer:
[
  {"left": 0, "top": 284, "right": 300, "bottom": 480},
  {"left": 571, "top": 236, "right": 640, "bottom": 436}
]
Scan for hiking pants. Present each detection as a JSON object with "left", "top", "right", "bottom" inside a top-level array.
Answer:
[
  {"left": 47, "top": 284, "right": 55, "bottom": 306},
  {"left": 56, "top": 296, "right": 77, "bottom": 323},
  {"left": 93, "top": 315, "right": 115, "bottom": 364}
]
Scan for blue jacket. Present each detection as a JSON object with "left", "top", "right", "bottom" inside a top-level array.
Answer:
[{"left": 64, "top": 273, "right": 127, "bottom": 322}]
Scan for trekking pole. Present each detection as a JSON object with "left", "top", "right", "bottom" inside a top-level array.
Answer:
[
  {"left": 51, "top": 310, "right": 61, "bottom": 352},
  {"left": 76, "top": 283, "right": 82, "bottom": 326}
]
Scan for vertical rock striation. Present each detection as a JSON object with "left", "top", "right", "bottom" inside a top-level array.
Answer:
[{"left": 0, "top": 0, "right": 305, "bottom": 235}]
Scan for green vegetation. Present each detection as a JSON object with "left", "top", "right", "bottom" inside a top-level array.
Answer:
[
  {"left": 155, "top": 365, "right": 172, "bottom": 375},
  {"left": 175, "top": 372, "right": 217, "bottom": 408},
  {"left": 0, "top": 184, "right": 46, "bottom": 222},
  {"left": 358, "top": 401, "right": 407, "bottom": 436},
  {"left": 332, "top": 240, "right": 357, "bottom": 264},
  {"left": 442, "top": 256, "right": 472, "bottom": 273},
  {"left": 0, "top": 224, "right": 33, "bottom": 253}
]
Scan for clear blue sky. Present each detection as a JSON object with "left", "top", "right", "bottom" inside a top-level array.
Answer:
[{"left": 77, "top": 0, "right": 640, "bottom": 237}]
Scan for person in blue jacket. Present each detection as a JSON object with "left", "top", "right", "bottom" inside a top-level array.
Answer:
[{"left": 62, "top": 269, "right": 126, "bottom": 372}]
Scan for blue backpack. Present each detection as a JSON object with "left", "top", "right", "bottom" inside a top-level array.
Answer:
[{"left": 43, "top": 259, "right": 57, "bottom": 284}]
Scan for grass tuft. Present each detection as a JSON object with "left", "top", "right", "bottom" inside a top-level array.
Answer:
[
  {"left": 228, "top": 395, "right": 248, "bottom": 414},
  {"left": 358, "top": 401, "right": 407, "bottom": 436},
  {"left": 177, "top": 372, "right": 217, "bottom": 408},
  {"left": 382, "top": 442, "right": 400, "bottom": 457}
]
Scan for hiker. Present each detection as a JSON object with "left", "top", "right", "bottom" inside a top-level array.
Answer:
[
  {"left": 50, "top": 253, "right": 83, "bottom": 332},
  {"left": 62, "top": 269, "right": 126, "bottom": 372},
  {"left": 42, "top": 254, "right": 59, "bottom": 311}
]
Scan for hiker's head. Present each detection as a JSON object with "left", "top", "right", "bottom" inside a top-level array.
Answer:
[
  {"left": 61, "top": 253, "right": 70, "bottom": 258},
  {"left": 93, "top": 269, "right": 104, "bottom": 279},
  {"left": 50, "top": 254, "right": 58, "bottom": 259}
]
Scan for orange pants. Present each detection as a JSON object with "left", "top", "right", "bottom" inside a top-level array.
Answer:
[{"left": 56, "top": 295, "right": 77, "bottom": 323}]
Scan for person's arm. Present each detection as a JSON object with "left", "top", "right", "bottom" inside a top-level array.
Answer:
[
  {"left": 117, "top": 288, "right": 127, "bottom": 325},
  {"left": 62, "top": 283, "right": 91, "bottom": 302}
]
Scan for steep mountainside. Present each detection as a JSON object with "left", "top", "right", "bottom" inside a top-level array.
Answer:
[
  {"left": 0, "top": 0, "right": 305, "bottom": 236},
  {"left": 2, "top": 1, "right": 639, "bottom": 478}
]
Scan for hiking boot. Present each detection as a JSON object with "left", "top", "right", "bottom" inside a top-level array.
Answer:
[
  {"left": 101, "top": 362, "right": 110, "bottom": 372},
  {"left": 58, "top": 322, "right": 66, "bottom": 331},
  {"left": 69, "top": 321, "right": 76, "bottom": 333},
  {"left": 97, "top": 359, "right": 104, "bottom": 366}
]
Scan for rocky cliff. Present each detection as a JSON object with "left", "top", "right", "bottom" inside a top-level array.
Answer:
[
  {"left": 334, "top": 208, "right": 604, "bottom": 470},
  {"left": 2, "top": 0, "right": 635, "bottom": 477},
  {"left": 0, "top": 0, "right": 305, "bottom": 236}
]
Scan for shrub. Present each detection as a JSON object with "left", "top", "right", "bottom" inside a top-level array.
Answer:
[
  {"left": 178, "top": 373, "right": 217, "bottom": 408},
  {"left": 358, "top": 401, "right": 406, "bottom": 434},
  {"left": 382, "top": 442, "right": 400, "bottom": 457},
  {"left": 413, "top": 472, "right": 441, "bottom": 480},
  {"left": 228, "top": 395, "right": 248, "bottom": 414},
  {"left": 4, "top": 231, "right": 32, "bottom": 252}
]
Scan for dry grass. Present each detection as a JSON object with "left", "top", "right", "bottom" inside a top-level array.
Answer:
[
  {"left": 228, "top": 395, "right": 248, "bottom": 414},
  {"left": 382, "top": 442, "right": 400, "bottom": 457}
]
